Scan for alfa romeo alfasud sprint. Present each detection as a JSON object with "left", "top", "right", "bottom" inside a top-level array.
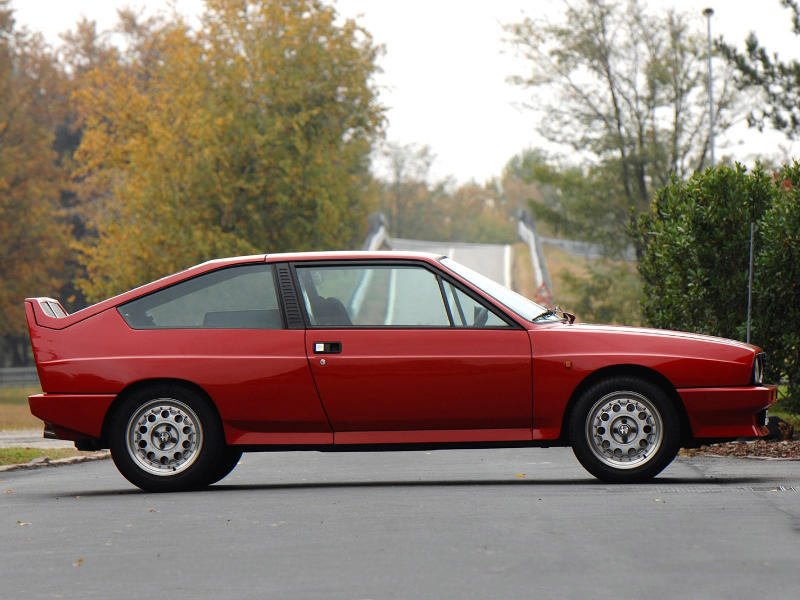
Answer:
[{"left": 25, "top": 251, "right": 776, "bottom": 491}]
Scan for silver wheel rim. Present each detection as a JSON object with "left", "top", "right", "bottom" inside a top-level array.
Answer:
[
  {"left": 585, "top": 390, "right": 663, "bottom": 470},
  {"left": 125, "top": 398, "right": 203, "bottom": 476}
]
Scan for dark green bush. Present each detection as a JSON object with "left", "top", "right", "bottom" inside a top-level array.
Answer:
[
  {"left": 634, "top": 163, "right": 800, "bottom": 411},
  {"left": 752, "top": 163, "right": 800, "bottom": 410}
]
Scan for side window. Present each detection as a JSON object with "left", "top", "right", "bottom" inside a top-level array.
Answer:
[
  {"left": 118, "top": 264, "right": 282, "bottom": 329},
  {"left": 442, "top": 281, "right": 511, "bottom": 328},
  {"left": 295, "top": 265, "right": 450, "bottom": 327}
]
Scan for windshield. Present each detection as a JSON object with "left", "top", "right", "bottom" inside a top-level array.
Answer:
[{"left": 440, "top": 257, "right": 548, "bottom": 322}]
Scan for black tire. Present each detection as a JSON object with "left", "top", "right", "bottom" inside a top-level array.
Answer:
[
  {"left": 201, "top": 446, "right": 243, "bottom": 486},
  {"left": 569, "top": 376, "right": 680, "bottom": 483},
  {"left": 108, "top": 384, "right": 224, "bottom": 492}
]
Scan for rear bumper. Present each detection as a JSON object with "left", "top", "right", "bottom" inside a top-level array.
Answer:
[
  {"left": 29, "top": 393, "right": 116, "bottom": 439},
  {"left": 678, "top": 385, "right": 778, "bottom": 439}
]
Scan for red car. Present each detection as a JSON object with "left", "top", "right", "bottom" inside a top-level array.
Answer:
[{"left": 25, "top": 251, "right": 776, "bottom": 491}]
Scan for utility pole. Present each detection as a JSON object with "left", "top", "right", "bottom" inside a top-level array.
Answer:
[
  {"left": 703, "top": 7, "right": 715, "bottom": 166},
  {"left": 747, "top": 222, "right": 754, "bottom": 343},
  {"left": 703, "top": 7, "right": 754, "bottom": 342}
]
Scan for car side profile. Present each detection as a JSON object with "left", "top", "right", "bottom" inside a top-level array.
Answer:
[{"left": 25, "top": 251, "right": 776, "bottom": 491}]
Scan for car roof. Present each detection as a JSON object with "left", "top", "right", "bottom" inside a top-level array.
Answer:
[
  {"left": 266, "top": 250, "right": 444, "bottom": 262},
  {"left": 29, "top": 251, "right": 449, "bottom": 329}
]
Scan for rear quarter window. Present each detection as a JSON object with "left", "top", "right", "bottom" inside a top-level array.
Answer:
[{"left": 118, "top": 264, "right": 282, "bottom": 329}]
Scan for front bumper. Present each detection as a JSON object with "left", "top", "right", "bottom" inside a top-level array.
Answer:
[{"left": 678, "top": 385, "right": 778, "bottom": 439}]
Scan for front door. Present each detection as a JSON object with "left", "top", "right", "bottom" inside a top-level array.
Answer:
[{"left": 295, "top": 262, "right": 532, "bottom": 444}]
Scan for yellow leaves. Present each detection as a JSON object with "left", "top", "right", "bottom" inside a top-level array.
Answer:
[
  {"left": 0, "top": 36, "right": 71, "bottom": 332},
  {"left": 73, "top": 0, "right": 383, "bottom": 300}
]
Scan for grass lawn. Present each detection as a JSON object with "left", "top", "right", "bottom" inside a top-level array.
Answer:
[
  {"left": 0, "top": 385, "right": 39, "bottom": 405},
  {"left": 0, "top": 447, "right": 85, "bottom": 466},
  {"left": 0, "top": 385, "right": 41, "bottom": 430},
  {"left": 0, "top": 385, "right": 95, "bottom": 466}
]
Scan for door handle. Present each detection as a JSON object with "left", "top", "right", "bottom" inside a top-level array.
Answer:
[{"left": 313, "top": 341, "right": 342, "bottom": 354}]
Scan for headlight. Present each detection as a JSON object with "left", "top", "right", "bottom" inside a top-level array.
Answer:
[{"left": 752, "top": 353, "right": 765, "bottom": 385}]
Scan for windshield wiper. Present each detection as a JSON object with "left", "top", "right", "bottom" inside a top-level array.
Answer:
[
  {"left": 532, "top": 308, "right": 559, "bottom": 322},
  {"left": 533, "top": 307, "right": 576, "bottom": 324}
]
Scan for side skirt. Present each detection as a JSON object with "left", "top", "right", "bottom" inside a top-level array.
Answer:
[{"left": 235, "top": 440, "right": 565, "bottom": 453}]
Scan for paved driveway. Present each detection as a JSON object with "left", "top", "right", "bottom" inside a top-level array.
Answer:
[{"left": 2, "top": 447, "right": 798, "bottom": 599}]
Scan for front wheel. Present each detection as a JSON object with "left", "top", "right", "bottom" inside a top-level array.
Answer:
[
  {"left": 108, "top": 385, "right": 224, "bottom": 492},
  {"left": 569, "top": 376, "right": 680, "bottom": 483}
]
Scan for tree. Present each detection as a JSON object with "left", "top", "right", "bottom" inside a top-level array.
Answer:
[
  {"left": 505, "top": 0, "right": 741, "bottom": 227},
  {"left": 441, "top": 183, "right": 515, "bottom": 244},
  {"left": 74, "top": 0, "right": 384, "bottom": 302},
  {"left": 503, "top": 149, "right": 630, "bottom": 253},
  {"left": 372, "top": 142, "right": 516, "bottom": 243},
  {"left": 503, "top": 149, "right": 643, "bottom": 325},
  {"left": 505, "top": 1, "right": 745, "bottom": 326},
  {"left": 719, "top": 0, "right": 800, "bottom": 137},
  {"left": 0, "top": 1, "right": 71, "bottom": 364},
  {"left": 373, "top": 142, "right": 449, "bottom": 240}
]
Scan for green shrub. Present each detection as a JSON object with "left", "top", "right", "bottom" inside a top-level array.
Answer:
[
  {"left": 752, "top": 163, "right": 800, "bottom": 411},
  {"left": 634, "top": 163, "right": 800, "bottom": 412}
]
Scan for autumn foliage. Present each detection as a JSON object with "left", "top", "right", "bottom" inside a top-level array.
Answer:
[
  {"left": 2, "top": 0, "right": 521, "bottom": 366},
  {"left": 73, "top": 0, "right": 384, "bottom": 301},
  {"left": 0, "top": 2, "right": 71, "bottom": 361},
  {"left": 0, "top": 0, "right": 384, "bottom": 364}
]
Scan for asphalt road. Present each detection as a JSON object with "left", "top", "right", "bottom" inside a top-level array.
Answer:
[
  {"left": 387, "top": 237, "right": 512, "bottom": 287},
  {"left": 0, "top": 428, "right": 74, "bottom": 449},
  {"left": 2, "top": 448, "right": 798, "bottom": 599}
]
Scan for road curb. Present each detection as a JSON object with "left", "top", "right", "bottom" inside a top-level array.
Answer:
[{"left": 0, "top": 451, "right": 110, "bottom": 472}]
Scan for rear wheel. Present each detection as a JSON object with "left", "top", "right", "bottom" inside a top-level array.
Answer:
[
  {"left": 570, "top": 376, "right": 680, "bottom": 483},
  {"left": 109, "top": 384, "right": 224, "bottom": 492},
  {"left": 202, "top": 446, "right": 243, "bottom": 486}
]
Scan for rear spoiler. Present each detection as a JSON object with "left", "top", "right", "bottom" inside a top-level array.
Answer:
[
  {"left": 25, "top": 297, "right": 72, "bottom": 330},
  {"left": 32, "top": 297, "right": 67, "bottom": 318}
]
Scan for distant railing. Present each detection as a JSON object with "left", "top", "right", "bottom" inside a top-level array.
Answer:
[
  {"left": 362, "top": 212, "right": 388, "bottom": 251},
  {"left": 0, "top": 367, "right": 40, "bottom": 387},
  {"left": 540, "top": 236, "right": 637, "bottom": 262}
]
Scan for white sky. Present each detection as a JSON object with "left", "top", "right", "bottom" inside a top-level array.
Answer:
[{"left": 11, "top": 0, "right": 800, "bottom": 184}]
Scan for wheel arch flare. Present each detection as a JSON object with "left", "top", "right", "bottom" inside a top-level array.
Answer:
[{"left": 559, "top": 365, "right": 692, "bottom": 444}]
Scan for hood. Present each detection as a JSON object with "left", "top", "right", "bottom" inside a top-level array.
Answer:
[
  {"left": 529, "top": 321, "right": 760, "bottom": 388},
  {"left": 564, "top": 323, "right": 759, "bottom": 352}
]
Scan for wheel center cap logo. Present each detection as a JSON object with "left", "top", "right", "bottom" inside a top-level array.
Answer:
[{"left": 618, "top": 423, "right": 630, "bottom": 436}]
